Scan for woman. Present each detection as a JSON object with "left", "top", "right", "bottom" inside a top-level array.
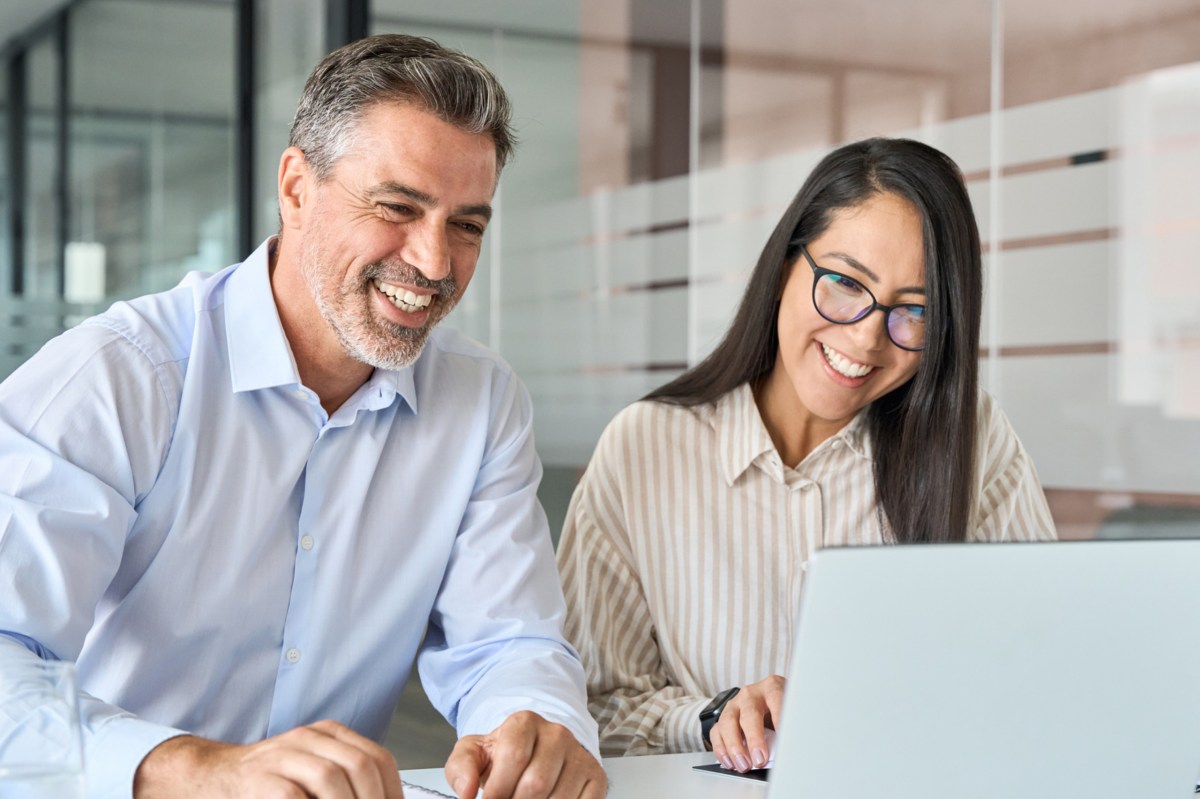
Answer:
[{"left": 556, "top": 138, "right": 1056, "bottom": 772}]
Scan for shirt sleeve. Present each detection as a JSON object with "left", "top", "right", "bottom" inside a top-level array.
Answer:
[
  {"left": 415, "top": 369, "right": 600, "bottom": 759},
  {"left": 556, "top": 414, "right": 709, "bottom": 757},
  {"left": 0, "top": 322, "right": 186, "bottom": 799},
  {"left": 970, "top": 392, "right": 1059, "bottom": 543}
]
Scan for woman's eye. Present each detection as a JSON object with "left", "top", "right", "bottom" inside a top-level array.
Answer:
[{"left": 829, "top": 274, "right": 865, "bottom": 294}]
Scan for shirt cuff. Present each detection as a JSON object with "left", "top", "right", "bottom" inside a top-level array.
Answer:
[
  {"left": 85, "top": 715, "right": 187, "bottom": 799},
  {"left": 662, "top": 697, "right": 709, "bottom": 753}
]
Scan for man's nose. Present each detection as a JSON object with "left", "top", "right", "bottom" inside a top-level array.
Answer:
[{"left": 400, "top": 222, "right": 451, "bottom": 281}]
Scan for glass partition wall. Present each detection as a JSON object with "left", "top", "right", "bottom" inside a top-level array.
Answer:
[
  {"left": 372, "top": 0, "right": 1200, "bottom": 542},
  {"left": 2, "top": 0, "right": 1195, "bottom": 535}
]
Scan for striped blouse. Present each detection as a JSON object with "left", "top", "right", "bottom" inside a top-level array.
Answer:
[{"left": 556, "top": 382, "right": 1057, "bottom": 756}]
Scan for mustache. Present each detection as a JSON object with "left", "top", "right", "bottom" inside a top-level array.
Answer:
[{"left": 362, "top": 260, "right": 457, "bottom": 297}]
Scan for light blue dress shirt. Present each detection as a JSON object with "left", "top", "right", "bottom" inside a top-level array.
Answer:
[{"left": 0, "top": 239, "right": 597, "bottom": 799}]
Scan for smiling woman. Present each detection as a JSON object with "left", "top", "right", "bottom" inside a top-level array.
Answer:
[{"left": 556, "top": 137, "right": 1057, "bottom": 765}]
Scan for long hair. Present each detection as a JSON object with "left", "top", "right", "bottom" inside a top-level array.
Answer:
[
  {"left": 289, "top": 34, "right": 517, "bottom": 181},
  {"left": 646, "top": 138, "right": 982, "bottom": 543}
]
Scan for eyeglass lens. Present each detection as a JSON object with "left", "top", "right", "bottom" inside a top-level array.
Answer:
[{"left": 814, "top": 272, "right": 926, "bottom": 350}]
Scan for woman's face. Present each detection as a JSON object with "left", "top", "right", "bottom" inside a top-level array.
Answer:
[{"left": 769, "top": 191, "right": 926, "bottom": 431}]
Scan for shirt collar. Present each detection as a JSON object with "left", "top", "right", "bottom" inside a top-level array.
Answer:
[
  {"left": 224, "top": 238, "right": 419, "bottom": 414},
  {"left": 716, "top": 381, "right": 873, "bottom": 485},
  {"left": 226, "top": 238, "right": 300, "bottom": 393},
  {"left": 717, "top": 382, "right": 777, "bottom": 486}
]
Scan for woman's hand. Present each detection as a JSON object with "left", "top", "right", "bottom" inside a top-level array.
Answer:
[{"left": 709, "top": 675, "right": 786, "bottom": 772}]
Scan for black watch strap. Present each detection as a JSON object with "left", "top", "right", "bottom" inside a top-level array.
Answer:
[{"left": 699, "top": 686, "right": 740, "bottom": 747}]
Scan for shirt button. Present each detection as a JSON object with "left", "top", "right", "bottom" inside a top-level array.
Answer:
[
  {"left": 300, "top": 535, "right": 314, "bottom": 551},
  {"left": 286, "top": 648, "right": 301, "bottom": 664},
  {"left": 831, "top": 440, "right": 842, "bottom": 450},
  {"left": 293, "top": 388, "right": 309, "bottom": 400}
]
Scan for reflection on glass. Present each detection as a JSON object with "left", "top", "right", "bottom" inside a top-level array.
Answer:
[
  {"left": 69, "top": 0, "right": 236, "bottom": 302},
  {"left": 25, "top": 36, "right": 59, "bottom": 302},
  {"left": 253, "top": 0, "right": 325, "bottom": 243},
  {"left": 357, "top": 1, "right": 1200, "bottom": 541},
  {"left": 0, "top": 60, "right": 9, "bottom": 296},
  {"left": 999, "top": 0, "right": 1200, "bottom": 537}
]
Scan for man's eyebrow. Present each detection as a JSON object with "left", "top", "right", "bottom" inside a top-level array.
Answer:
[
  {"left": 370, "top": 182, "right": 493, "bottom": 221},
  {"left": 825, "top": 250, "right": 925, "bottom": 296},
  {"left": 371, "top": 182, "right": 436, "bottom": 207}
]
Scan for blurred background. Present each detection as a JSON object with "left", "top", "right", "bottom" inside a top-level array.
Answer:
[{"left": 2, "top": 0, "right": 1199, "bottom": 767}]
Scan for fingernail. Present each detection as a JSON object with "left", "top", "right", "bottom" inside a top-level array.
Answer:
[
  {"left": 453, "top": 777, "right": 468, "bottom": 797},
  {"left": 719, "top": 756, "right": 733, "bottom": 770},
  {"left": 734, "top": 754, "right": 751, "bottom": 772},
  {"left": 752, "top": 748, "right": 767, "bottom": 767}
]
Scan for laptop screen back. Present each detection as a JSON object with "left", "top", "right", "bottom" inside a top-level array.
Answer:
[{"left": 767, "top": 540, "right": 1200, "bottom": 799}]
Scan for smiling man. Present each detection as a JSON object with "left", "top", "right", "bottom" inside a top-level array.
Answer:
[{"left": 0, "top": 35, "right": 604, "bottom": 799}]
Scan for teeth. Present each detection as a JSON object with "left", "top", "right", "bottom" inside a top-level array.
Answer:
[
  {"left": 821, "top": 343, "right": 874, "bottom": 379},
  {"left": 374, "top": 279, "right": 433, "bottom": 313}
]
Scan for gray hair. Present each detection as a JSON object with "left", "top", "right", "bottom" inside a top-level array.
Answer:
[{"left": 289, "top": 34, "right": 516, "bottom": 180}]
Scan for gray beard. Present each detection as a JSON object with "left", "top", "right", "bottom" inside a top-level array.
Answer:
[{"left": 305, "top": 255, "right": 459, "bottom": 371}]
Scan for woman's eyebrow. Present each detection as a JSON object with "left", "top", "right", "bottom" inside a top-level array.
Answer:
[{"left": 825, "top": 251, "right": 925, "bottom": 296}]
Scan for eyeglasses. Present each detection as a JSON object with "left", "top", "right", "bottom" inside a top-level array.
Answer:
[{"left": 801, "top": 244, "right": 927, "bottom": 351}]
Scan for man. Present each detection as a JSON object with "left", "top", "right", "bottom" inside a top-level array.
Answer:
[{"left": 0, "top": 34, "right": 605, "bottom": 799}]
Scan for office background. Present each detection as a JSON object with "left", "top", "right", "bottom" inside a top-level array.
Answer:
[{"left": 2, "top": 0, "right": 1199, "bottom": 765}]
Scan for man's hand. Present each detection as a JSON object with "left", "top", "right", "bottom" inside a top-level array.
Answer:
[
  {"left": 443, "top": 711, "right": 605, "bottom": 799},
  {"left": 133, "top": 719, "right": 404, "bottom": 799},
  {"left": 709, "top": 675, "right": 786, "bottom": 773}
]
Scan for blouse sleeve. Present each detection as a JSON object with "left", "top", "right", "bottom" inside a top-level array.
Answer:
[
  {"left": 971, "top": 392, "right": 1059, "bottom": 542},
  {"left": 556, "top": 410, "right": 709, "bottom": 756}
]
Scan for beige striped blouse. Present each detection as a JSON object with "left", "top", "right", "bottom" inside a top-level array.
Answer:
[{"left": 556, "top": 382, "right": 1057, "bottom": 757}]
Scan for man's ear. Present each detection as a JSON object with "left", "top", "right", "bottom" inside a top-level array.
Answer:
[{"left": 278, "top": 146, "right": 311, "bottom": 232}]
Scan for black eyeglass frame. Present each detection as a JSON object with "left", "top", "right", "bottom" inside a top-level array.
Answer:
[{"left": 799, "top": 244, "right": 927, "bottom": 352}]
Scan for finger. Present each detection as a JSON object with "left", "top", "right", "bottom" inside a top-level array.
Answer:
[
  {"left": 737, "top": 703, "right": 770, "bottom": 770},
  {"left": 543, "top": 741, "right": 604, "bottom": 799},
  {"left": 249, "top": 745, "right": 357, "bottom": 799},
  {"left": 445, "top": 735, "right": 490, "bottom": 799},
  {"left": 278, "top": 725, "right": 389, "bottom": 799},
  {"left": 511, "top": 724, "right": 572, "bottom": 799},
  {"left": 478, "top": 713, "right": 539, "bottom": 799},
  {"left": 313, "top": 721, "right": 404, "bottom": 799},
  {"left": 708, "top": 723, "right": 735, "bottom": 771},
  {"left": 546, "top": 751, "right": 604, "bottom": 799},
  {"left": 714, "top": 708, "right": 752, "bottom": 772},
  {"left": 765, "top": 689, "right": 786, "bottom": 733},
  {"left": 577, "top": 765, "right": 607, "bottom": 799}
]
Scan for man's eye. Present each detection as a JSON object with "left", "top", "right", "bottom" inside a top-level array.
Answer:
[
  {"left": 457, "top": 222, "right": 485, "bottom": 236},
  {"left": 383, "top": 204, "right": 414, "bottom": 216}
]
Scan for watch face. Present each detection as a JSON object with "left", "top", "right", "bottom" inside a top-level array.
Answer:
[{"left": 700, "top": 686, "right": 740, "bottom": 719}]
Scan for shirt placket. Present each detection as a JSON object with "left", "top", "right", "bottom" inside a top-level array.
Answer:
[{"left": 265, "top": 387, "right": 326, "bottom": 735}]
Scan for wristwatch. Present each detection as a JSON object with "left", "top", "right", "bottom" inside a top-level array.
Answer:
[{"left": 699, "top": 686, "right": 740, "bottom": 748}]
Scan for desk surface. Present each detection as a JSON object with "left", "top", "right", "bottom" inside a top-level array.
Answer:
[{"left": 402, "top": 752, "right": 768, "bottom": 799}]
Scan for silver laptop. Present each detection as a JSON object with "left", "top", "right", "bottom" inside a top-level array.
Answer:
[{"left": 767, "top": 540, "right": 1200, "bottom": 799}]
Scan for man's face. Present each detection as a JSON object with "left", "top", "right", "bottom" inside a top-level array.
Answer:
[{"left": 295, "top": 101, "right": 497, "bottom": 370}]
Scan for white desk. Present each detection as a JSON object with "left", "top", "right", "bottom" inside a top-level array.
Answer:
[{"left": 401, "top": 752, "right": 768, "bottom": 799}]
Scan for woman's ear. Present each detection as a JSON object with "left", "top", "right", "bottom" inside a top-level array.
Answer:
[{"left": 277, "top": 146, "right": 310, "bottom": 232}]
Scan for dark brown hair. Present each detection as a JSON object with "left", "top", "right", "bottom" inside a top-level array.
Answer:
[
  {"left": 289, "top": 34, "right": 516, "bottom": 180},
  {"left": 645, "top": 138, "right": 982, "bottom": 543}
]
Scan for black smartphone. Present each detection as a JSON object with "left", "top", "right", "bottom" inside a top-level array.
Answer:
[{"left": 692, "top": 763, "right": 769, "bottom": 782}]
